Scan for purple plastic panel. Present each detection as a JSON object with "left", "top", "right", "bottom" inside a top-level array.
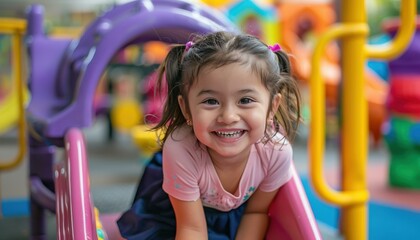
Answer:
[{"left": 26, "top": 37, "right": 71, "bottom": 120}]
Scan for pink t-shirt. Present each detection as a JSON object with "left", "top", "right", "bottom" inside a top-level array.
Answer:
[{"left": 162, "top": 126, "right": 293, "bottom": 212}]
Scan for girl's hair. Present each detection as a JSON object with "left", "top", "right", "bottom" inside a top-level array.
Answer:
[{"left": 153, "top": 31, "right": 301, "bottom": 144}]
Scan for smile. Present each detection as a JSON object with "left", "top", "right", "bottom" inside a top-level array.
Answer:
[{"left": 214, "top": 130, "right": 244, "bottom": 138}]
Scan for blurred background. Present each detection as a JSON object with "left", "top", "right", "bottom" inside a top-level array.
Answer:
[{"left": 0, "top": 0, "right": 420, "bottom": 239}]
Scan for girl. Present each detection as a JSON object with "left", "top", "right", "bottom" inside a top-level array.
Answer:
[{"left": 118, "top": 31, "right": 301, "bottom": 240}]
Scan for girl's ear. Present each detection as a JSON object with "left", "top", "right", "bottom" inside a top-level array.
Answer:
[
  {"left": 178, "top": 95, "right": 190, "bottom": 120},
  {"left": 269, "top": 93, "right": 281, "bottom": 119}
]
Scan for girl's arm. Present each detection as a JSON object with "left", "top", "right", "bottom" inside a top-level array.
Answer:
[
  {"left": 169, "top": 195, "right": 208, "bottom": 240},
  {"left": 235, "top": 189, "right": 279, "bottom": 240}
]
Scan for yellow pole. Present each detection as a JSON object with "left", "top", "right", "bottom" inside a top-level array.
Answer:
[{"left": 340, "top": 0, "right": 368, "bottom": 239}]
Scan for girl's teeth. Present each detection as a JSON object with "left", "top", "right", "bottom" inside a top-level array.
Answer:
[{"left": 215, "top": 131, "right": 242, "bottom": 137}]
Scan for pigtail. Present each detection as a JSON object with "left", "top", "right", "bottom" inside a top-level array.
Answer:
[
  {"left": 276, "top": 50, "right": 292, "bottom": 75},
  {"left": 273, "top": 51, "right": 302, "bottom": 142},
  {"left": 152, "top": 45, "right": 187, "bottom": 144}
]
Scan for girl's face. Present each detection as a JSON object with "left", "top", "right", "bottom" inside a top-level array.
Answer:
[{"left": 178, "top": 62, "right": 280, "bottom": 163}]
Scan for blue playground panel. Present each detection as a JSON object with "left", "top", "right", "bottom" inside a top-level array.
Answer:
[{"left": 1, "top": 198, "right": 29, "bottom": 217}]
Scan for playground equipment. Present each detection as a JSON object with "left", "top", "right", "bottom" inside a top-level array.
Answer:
[
  {"left": 25, "top": 0, "right": 320, "bottom": 239},
  {"left": 278, "top": 1, "right": 389, "bottom": 144},
  {"left": 0, "top": 24, "right": 79, "bottom": 137},
  {"left": 309, "top": 0, "right": 416, "bottom": 239},
  {"left": 0, "top": 18, "right": 27, "bottom": 171}
]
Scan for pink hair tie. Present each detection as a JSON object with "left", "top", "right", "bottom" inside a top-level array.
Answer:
[
  {"left": 185, "top": 41, "right": 194, "bottom": 51},
  {"left": 268, "top": 43, "right": 282, "bottom": 52}
]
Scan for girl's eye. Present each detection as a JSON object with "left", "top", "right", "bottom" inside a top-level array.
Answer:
[
  {"left": 239, "top": 97, "right": 254, "bottom": 104},
  {"left": 203, "top": 99, "right": 219, "bottom": 105}
]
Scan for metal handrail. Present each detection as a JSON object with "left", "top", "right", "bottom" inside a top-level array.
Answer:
[{"left": 309, "top": 23, "right": 370, "bottom": 206}]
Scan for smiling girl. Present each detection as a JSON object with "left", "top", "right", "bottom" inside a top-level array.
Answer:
[{"left": 118, "top": 31, "right": 302, "bottom": 240}]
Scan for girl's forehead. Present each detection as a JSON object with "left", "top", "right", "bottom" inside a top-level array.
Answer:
[
  {"left": 198, "top": 57, "right": 257, "bottom": 76},
  {"left": 192, "top": 62, "right": 266, "bottom": 92},
  {"left": 199, "top": 62, "right": 254, "bottom": 79}
]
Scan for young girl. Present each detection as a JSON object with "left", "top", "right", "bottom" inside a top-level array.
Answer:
[{"left": 118, "top": 31, "right": 301, "bottom": 240}]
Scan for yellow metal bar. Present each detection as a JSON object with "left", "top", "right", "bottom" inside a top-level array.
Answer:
[
  {"left": 0, "top": 18, "right": 26, "bottom": 34},
  {"left": 340, "top": 1, "right": 368, "bottom": 239},
  {"left": 309, "top": 23, "right": 369, "bottom": 207},
  {"left": 366, "top": 0, "right": 417, "bottom": 60},
  {"left": 0, "top": 19, "right": 27, "bottom": 170}
]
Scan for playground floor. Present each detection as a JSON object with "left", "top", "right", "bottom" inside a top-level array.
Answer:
[{"left": 1, "top": 116, "right": 417, "bottom": 239}]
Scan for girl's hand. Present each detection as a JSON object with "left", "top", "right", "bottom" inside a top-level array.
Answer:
[{"left": 169, "top": 195, "right": 208, "bottom": 240}]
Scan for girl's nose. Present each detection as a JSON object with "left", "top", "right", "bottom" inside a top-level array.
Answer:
[{"left": 217, "top": 106, "right": 240, "bottom": 124}]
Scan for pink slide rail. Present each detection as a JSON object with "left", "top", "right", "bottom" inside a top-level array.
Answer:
[{"left": 54, "top": 128, "right": 98, "bottom": 240}]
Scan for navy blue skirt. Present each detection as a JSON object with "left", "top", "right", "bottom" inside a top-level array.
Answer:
[{"left": 117, "top": 151, "right": 246, "bottom": 240}]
